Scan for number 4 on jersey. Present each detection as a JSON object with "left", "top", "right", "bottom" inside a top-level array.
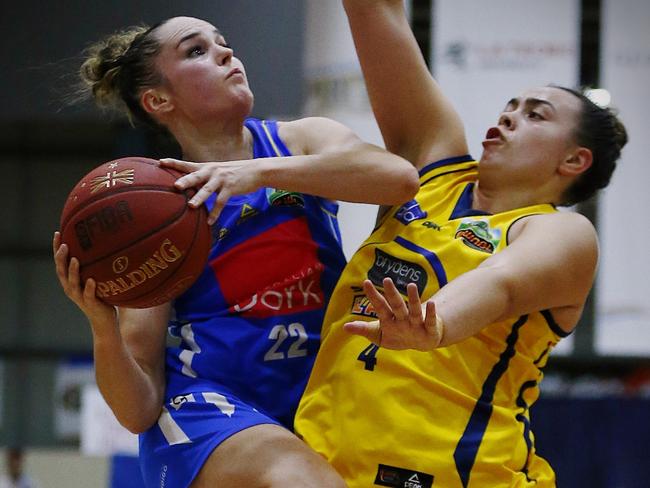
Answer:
[{"left": 357, "top": 343, "right": 379, "bottom": 371}]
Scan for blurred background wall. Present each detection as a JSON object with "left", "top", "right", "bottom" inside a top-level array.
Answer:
[{"left": 0, "top": 0, "right": 648, "bottom": 486}]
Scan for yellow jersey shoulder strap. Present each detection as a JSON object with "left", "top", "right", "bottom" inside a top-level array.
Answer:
[{"left": 418, "top": 155, "right": 477, "bottom": 184}]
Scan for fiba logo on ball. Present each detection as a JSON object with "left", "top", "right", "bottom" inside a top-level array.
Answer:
[{"left": 112, "top": 256, "right": 129, "bottom": 274}]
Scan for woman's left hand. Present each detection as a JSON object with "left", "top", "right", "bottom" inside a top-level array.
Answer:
[
  {"left": 160, "top": 158, "right": 261, "bottom": 224},
  {"left": 343, "top": 278, "right": 443, "bottom": 351}
]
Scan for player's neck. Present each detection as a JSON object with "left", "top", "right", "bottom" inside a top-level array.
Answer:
[
  {"left": 176, "top": 123, "right": 254, "bottom": 163},
  {"left": 472, "top": 183, "right": 548, "bottom": 214}
]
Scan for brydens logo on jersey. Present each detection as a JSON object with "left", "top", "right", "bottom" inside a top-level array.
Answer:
[
  {"left": 374, "top": 464, "right": 434, "bottom": 488},
  {"left": 455, "top": 218, "right": 502, "bottom": 254},
  {"left": 394, "top": 199, "right": 427, "bottom": 225},
  {"left": 368, "top": 249, "right": 427, "bottom": 295}
]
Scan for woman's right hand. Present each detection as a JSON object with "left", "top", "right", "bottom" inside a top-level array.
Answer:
[
  {"left": 159, "top": 158, "right": 262, "bottom": 225},
  {"left": 53, "top": 231, "right": 117, "bottom": 330}
]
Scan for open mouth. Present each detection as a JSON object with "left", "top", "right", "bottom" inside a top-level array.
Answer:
[
  {"left": 484, "top": 127, "right": 502, "bottom": 140},
  {"left": 481, "top": 127, "right": 504, "bottom": 149}
]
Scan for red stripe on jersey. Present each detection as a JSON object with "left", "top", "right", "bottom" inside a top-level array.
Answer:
[{"left": 210, "top": 217, "right": 325, "bottom": 318}]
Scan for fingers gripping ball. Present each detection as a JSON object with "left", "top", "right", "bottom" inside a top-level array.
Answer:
[{"left": 60, "top": 157, "right": 211, "bottom": 308}]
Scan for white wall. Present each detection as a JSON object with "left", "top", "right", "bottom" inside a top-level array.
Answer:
[
  {"left": 433, "top": 0, "right": 580, "bottom": 162},
  {"left": 596, "top": 0, "right": 650, "bottom": 355}
]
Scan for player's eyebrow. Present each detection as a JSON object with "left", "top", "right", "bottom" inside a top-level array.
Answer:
[
  {"left": 176, "top": 29, "right": 221, "bottom": 48},
  {"left": 505, "top": 97, "right": 557, "bottom": 113}
]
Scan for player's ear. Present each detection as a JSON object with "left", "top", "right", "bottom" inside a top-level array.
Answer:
[
  {"left": 559, "top": 147, "right": 592, "bottom": 177},
  {"left": 141, "top": 88, "right": 174, "bottom": 116}
]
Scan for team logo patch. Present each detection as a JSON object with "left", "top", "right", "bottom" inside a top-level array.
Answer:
[
  {"left": 237, "top": 203, "right": 260, "bottom": 224},
  {"left": 368, "top": 249, "right": 427, "bottom": 295},
  {"left": 374, "top": 464, "right": 434, "bottom": 488},
  {"left": 455, "top": 219, "right": 501, "bottom": 254},
  {"left": 351, "top": 295, "right": 378, "bottom": 318},
  {"left": 394, "top": 199, "right": 427, "bottom": 225},
  {"left": 266, "top": 188, "right": 305, "bottom": 207}
]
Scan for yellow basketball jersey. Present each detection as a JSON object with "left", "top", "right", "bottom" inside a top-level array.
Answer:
[{"left": 296, "top": 157, "right": 566, "bottom": 488}]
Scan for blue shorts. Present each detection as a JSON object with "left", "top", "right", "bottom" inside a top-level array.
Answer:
[{"left": 139, "top": 387, "right": 281, "bottom": 488}]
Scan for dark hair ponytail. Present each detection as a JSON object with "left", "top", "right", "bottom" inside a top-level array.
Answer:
[
  {"left": 77, "top": 22, "right": 165, "bottom": 130},
  {"left": 555, "top": 86, "right": 628, "bottom": 205}
]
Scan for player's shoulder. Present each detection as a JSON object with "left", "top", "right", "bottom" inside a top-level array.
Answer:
[
  {"left": 278, "top": 116, "right": 348, "bottom": 135},
  {"left": 512, "top": 210, "right": 597, "bottom": 245},
  {"left": 278, "top": 117, "right": 357, "bottom": 155},
  {"left": 526, "top": 209, "right": 595, "bottom": 230}
]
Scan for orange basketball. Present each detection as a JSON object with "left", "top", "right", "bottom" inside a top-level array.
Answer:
[{"left": 60, "top": 157, "right": 211, "bottom": 308}]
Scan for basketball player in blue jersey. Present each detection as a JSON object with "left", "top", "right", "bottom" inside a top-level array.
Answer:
[
  {"left": 53, "top": 16, "right": 419, "bottom": 488},
  {"left": 295, "top": 1, "right": 628, "bottom": 487}
]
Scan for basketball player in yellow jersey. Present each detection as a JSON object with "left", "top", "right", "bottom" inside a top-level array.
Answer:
[{"left": 295, "top": 1, "right": 628, "bottom": 487}]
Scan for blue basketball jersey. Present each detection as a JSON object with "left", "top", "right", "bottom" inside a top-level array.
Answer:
[
  {"left": 139, "top": 119, "right": 347, "bottom": 488},
  {"left": 163, "top": 118, "right": 346, "bottom": 427}
]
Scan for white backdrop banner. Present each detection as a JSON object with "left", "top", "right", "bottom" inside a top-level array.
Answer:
[
  {"left": 596, "top": 0, "right": 650, "bottom": 355},
  {"left": 80, "top": 384, "right": 139, "bottom": 456},
  {"left": 53, "top": 358, "right": 95, "bottom": 440},
  {"left": 433, "top": 0, "right": 580, "bottom": 158}
]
